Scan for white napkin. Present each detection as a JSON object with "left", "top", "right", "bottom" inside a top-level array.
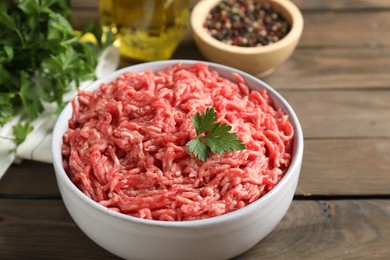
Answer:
[{"left": 0, "top": 46, "right": 120, "bottom": 180}]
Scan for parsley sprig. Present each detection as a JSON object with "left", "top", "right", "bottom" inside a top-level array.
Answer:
[{"left": 186, "top": 108, "right": 246, "bottom": 162}]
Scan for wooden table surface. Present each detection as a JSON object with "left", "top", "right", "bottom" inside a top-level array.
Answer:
[{"left": 1, "top": 0, "right": 390, "bottom": 259}]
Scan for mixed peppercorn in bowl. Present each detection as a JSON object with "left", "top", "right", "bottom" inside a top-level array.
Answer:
[{"left": 191, "top": 0, "right": 304, "bottom": 77}]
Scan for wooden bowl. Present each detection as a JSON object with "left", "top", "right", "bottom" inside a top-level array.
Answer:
[{"left": 191, "top": 0, "right": 304, "bottom": 77}]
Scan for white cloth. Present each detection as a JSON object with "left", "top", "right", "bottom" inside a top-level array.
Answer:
[{"left": 0, "top": 46, "right": 120, "bottom": 180}]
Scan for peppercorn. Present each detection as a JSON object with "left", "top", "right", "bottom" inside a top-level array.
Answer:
[{"left": 203, "top": 0, "right": 291, "bottom": 47}]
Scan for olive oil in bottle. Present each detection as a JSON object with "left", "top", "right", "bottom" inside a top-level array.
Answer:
[{"left": 99, "top": 0, "right": 189, "bottom": 61}]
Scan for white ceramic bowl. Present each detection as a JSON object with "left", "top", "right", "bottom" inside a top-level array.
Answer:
[{"left": 52, "top": 60, "right": 304, "bottom": 260}]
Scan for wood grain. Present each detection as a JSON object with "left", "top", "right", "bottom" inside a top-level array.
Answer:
[
  {"left": 299, "top": 11, "right": 390, "bottom": 47},
  {"left": 280, "top": 90, "right": 390, "bottom": 139},
  {"left": 236, "top": 199, "right": 390, "bottom": 259},
  {"left": 71, "top": 0, "right": 98, "bottom": 10},
  {"left": 292, "top": 0, "right": 390, "bottom": 11},
  {"left": 265, "top": 47, "right": 390, "bottom": 90},
  {"left": 0, "top": 199, "right": 117, "bottom": 259},
  {"left": 299, "top": 139, "right": 390, "bottom": 196},
  {"left": 1, "top": 199, "right": 389, "bottom": 259},
  {"left": 0, "top": 161, "right": 58, "bottom": 197},
  {"left": 71, "top": 9, "right": 99, "bottom": 29}
]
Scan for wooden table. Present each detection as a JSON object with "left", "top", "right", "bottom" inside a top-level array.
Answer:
[{"left": 1, "top": 1, "right": 390, "bottom": 258}]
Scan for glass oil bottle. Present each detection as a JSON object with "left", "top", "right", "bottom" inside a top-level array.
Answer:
[{"left": 99, "top": 0, "right": 189, "bottom": 61}]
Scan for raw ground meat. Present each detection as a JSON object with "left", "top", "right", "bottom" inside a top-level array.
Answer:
[{"left": 62, "top": 63, "right": 294, "bottom": 221}]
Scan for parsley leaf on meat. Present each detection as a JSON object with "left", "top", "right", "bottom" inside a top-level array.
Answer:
[{"left": 187, "top": 107, "right": 246, "bottom": 162}]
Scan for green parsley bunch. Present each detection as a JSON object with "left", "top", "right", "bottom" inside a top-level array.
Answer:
[{"left": 0, "top": 0, "right": 98, "bottom": 144}]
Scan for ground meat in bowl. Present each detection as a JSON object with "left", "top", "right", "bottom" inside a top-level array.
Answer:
[{"left": 62, "top": 63, "right": 294, "bottom": 221}]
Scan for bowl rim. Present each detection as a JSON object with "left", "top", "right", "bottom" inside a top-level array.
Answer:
[
  {"left": 52, "top": 59, "right": 304, "bottom": 228},
  {"left": 191, "top": 0, "right": 304, "bottom": 54}
]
